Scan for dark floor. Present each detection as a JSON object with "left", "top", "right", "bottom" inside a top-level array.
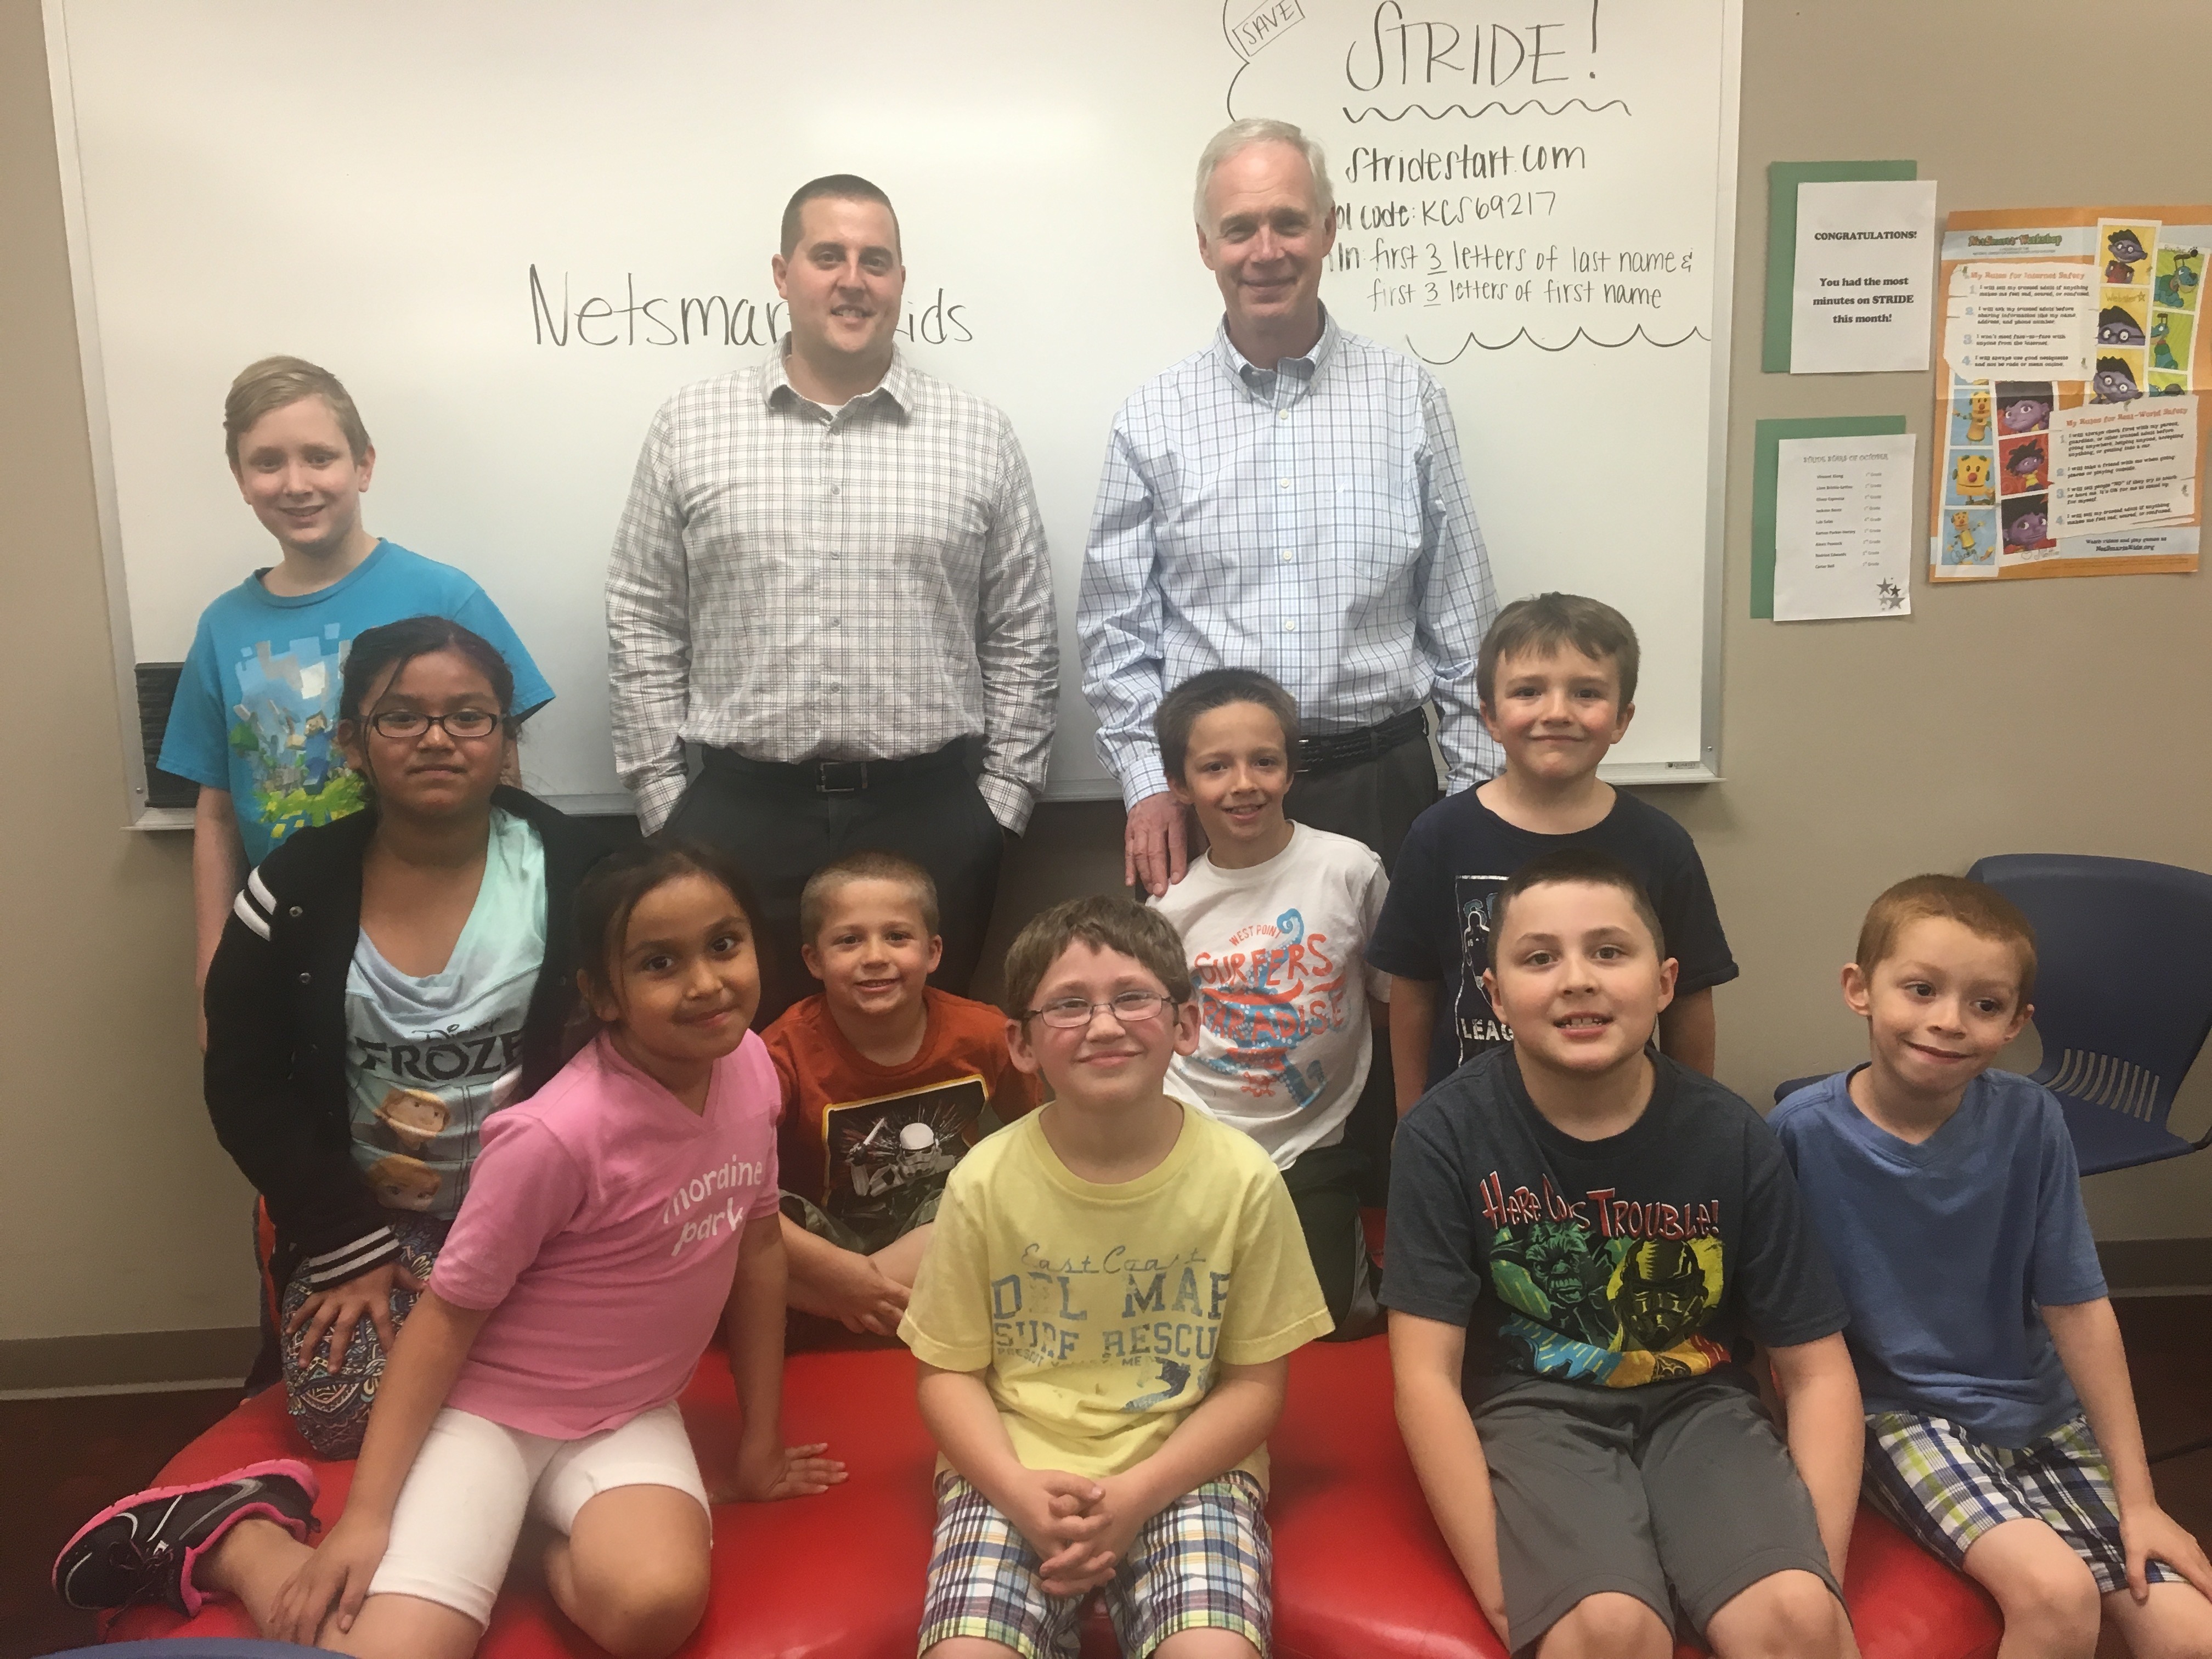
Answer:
[{"left": 7, "top": 1300, "right": 2211, "bottom": 1659}]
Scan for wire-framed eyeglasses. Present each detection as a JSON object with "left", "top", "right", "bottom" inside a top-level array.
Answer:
[{"left": 1023, "top": 990, "right": 1178, "bottom": 1029}]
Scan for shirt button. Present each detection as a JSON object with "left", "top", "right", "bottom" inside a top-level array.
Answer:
[
  {"left": 1278, "top": 477, "right": 1292, "bottom": 490},
  {"left": 297, "top": 972, "right": 312, "bottom": 985},
  {"left": 288, "top": 906, "right": 303, "bottom": 918},
  {"left": 1279, "top": 550, "right": 1294, "bottom": 562},
  {"left": 1284, "top": 620, "right": 1297, "bottom": 633},
  {"left": 828, "top": 618, "right": 840, "bottom": 629},
  {"left": 1277, "top": 409, "right": 1290, "bottom": 422}
]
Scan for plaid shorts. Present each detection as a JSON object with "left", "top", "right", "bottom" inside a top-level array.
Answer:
[
  {"left": 1865, "top": 1409, "right": 2176, "bottom": 1595},
  {"left": 917, "top": 1471, "right": 1271, "bottom": 1659}
]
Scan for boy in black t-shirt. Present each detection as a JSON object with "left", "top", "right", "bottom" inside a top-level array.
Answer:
[
  {"left": 1368, "top": 593, "right": 1735, "bottom": 1101},
  {"left": 1384, "top": 849, "right": 1860, "bottom": 1658}
]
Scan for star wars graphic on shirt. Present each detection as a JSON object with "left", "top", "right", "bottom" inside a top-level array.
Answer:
[
  {"left": 817, "top": 1075, "right": 990, "bottom": 1237},
  {"left": 1478, "top": 1169, "right": 1728, "bottom": 1388},
  {"left": 1454, "top": 872, "right": 1514, "bottom": 1059}
]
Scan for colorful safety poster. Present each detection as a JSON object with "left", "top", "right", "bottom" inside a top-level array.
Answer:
[{"left": 1930, "top": 206, "right": 2207, "bottom": 582}]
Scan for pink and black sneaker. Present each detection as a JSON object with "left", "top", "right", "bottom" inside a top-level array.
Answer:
[{"left": 53, "top": 1459, "right": 320, "bottom": 1615}]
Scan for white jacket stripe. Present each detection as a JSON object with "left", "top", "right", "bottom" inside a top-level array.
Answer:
[{"left": 230, "top": 889, "right": 272, "bottom": 940}]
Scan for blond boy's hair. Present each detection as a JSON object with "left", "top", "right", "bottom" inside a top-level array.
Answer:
[
  {"left": 1855, "top": 875, "right": 2037, "bottom": 1003},
  {"left": 799, "top": 850, "right": 941, "bottom": 944},
  {"left": 224, "top": 356, "right": 372, "bottom": 466}
]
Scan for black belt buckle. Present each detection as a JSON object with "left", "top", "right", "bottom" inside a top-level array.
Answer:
[{"left": 815, "top": 760, "right": 869, "bottom": 793}]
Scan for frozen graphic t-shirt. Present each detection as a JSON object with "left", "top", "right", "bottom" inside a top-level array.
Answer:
[
  {"left": 344, "top": 809, "right": 546, "bottom": 1219},
  {"left": 1150, "top": 823, "right": 1389, "bottom": 1168},
  {"left": 1383, "top": 1047, "right": 1846, "bottom": 1406},
  {"left": 155, "top": 541, "right": 551, "bottom": 865}
]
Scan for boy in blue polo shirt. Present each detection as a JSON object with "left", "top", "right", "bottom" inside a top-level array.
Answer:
[
  {"left": 160, "top": 357, "right": 550, "bottom": 1030},
  {"left": 1774, "top": 874, "right": 2212, "bottom": 1659}
]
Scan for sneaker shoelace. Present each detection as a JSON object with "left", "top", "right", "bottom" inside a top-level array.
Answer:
[{"left": 104, "top": 1532, "right": 178, "bottom": 1609}]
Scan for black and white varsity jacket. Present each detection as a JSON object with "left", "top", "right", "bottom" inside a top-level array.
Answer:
[{"left": 203, "top": 787, "right": 606, "bottom": 1293}]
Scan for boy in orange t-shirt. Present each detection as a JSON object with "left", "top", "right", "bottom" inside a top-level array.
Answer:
[{"left": 768, "top": 851, "right": 1041, "bottom": 1337}]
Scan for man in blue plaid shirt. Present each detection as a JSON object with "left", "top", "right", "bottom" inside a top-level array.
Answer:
[
  {"left": 1077, "top": 116, "right": 1501, "bottom": 899},
  {"left": 1079, "top": 117, "right": 1502, "bottom": 1205}
]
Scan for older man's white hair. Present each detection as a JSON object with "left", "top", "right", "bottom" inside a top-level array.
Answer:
[{"left": 1192, "top": 118, "right": 1335, "bottom": 235}]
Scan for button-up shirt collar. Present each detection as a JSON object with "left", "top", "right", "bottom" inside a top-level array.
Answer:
[
  {"left": 1212, "top": 307, "right": 1340, "bottom": 406},
  {"left": 761, "top": 336, "right": 917, "bottom": 421}
]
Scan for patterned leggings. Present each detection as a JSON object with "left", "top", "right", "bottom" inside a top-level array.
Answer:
[{"left": 278, "top": 1212, "right": 448, "bottom": 1458}]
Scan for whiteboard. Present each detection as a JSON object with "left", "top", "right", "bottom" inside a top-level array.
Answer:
[{"left": 47, "top": 0, "right": 1738, "bottom": 820}]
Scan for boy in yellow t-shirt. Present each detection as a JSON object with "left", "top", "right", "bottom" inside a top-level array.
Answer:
[{"left": 901, "top": 894, "right": 1332, "bottom": 1659}]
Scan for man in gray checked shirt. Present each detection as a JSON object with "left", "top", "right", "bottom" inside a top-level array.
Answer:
[{"left": 607, "top": 174, "right": 1057, "bottom": 1022}]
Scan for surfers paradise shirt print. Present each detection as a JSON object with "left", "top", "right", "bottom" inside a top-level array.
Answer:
[{"left": 1150, "top": 823, "right": 1389, "bottom": 1169}]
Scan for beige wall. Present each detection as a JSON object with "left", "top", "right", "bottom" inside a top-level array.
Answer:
[{"left": 5, "top": 0, "right": 2209, "bottom": 1371}]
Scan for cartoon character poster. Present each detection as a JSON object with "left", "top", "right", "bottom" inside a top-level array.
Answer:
[
  {"left": 817, "top": 1075, "right": 989, "bottom": 1236},
  {"left": 1930, "top": 205, "right": 2207, "bottom": 582},
  {"left": 1939, "top": 505, "right": 1997, "bottom": 569},
  {"left": 1997, "top": 433, "right": 2048, "bottom": 494},
  {"left": 1478, "top": 1171, "right": 1730, "bottom": 1389}
]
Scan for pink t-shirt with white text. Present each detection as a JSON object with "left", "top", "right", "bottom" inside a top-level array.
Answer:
[{"left": 431, "top": 1030, "right": 780, "bottom": 1438}]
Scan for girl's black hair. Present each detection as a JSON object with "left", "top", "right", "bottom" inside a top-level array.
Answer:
[
  {"left": 340, "top": 615, "right": 518, "bottom": 730},
  {"left": 569, "top": 835, "right": 776, "bottom": 1033}
]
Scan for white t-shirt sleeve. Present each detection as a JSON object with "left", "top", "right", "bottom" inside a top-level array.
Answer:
[{"left": 1358, "top": 851, "right": 1391, "bottom": 1002}]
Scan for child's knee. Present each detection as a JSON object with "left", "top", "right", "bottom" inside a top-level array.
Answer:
[
  {"left": 574, "top": 1559, "right": 709, "bottom": 1659},
  {"left": 1541, "top": 1590, "right": 1672, "bottom": 1658},
  {"left": 1978, "top": 1543, "right": 2101, "bottom": 1641},
  {"left": 1710, "top": 1570, "right": 1847, "bottom": 1659}
]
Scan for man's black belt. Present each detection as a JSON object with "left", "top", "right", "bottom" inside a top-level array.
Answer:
[
  {"left": 702, "top": 738, "right": 967, "bottom": 794},
  {"left": 1297, "top": 708, "right": 1428, "bottom": 776}
]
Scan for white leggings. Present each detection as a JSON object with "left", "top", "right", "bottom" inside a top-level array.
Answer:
[{"left": 366, "top": 1401, "right": 710, "bottom": 1626}]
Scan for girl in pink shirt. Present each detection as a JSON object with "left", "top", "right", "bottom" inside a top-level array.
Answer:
[{"left": 58, "top": 840, "right": 845, "bottom": 1659}]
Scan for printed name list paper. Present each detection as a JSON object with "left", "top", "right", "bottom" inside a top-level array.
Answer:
[
  {"left": 1791, "top": 180, "right": 1941, "bottom": 373},
  {"left": 1773, "top": 435, "right": 1917, "bottom": 620},
  {"left": 2050, "top": 396, "right": 2199, "bottom": 537}
]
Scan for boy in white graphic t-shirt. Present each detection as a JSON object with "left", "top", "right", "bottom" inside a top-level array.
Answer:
[{"left": 1149, "top": 668, "right": 1389, "bottom": 1338}]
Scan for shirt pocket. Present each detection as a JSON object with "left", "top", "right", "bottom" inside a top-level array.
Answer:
[{"left": 1330, "top": 474, "right": 1424, "bottom": 574}]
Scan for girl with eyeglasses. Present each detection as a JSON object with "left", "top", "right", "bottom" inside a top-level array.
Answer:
[{"left": 201, "top": 616, "right": 605, "bottom": 1459}]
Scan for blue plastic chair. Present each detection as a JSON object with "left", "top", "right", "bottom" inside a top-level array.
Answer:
[
  {"left": 1774, "top": 855, "right": 2212, "bottom": 1176},
  {"left": 1965, "top": 854, "right": 2212, "bottom": 1176}
]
